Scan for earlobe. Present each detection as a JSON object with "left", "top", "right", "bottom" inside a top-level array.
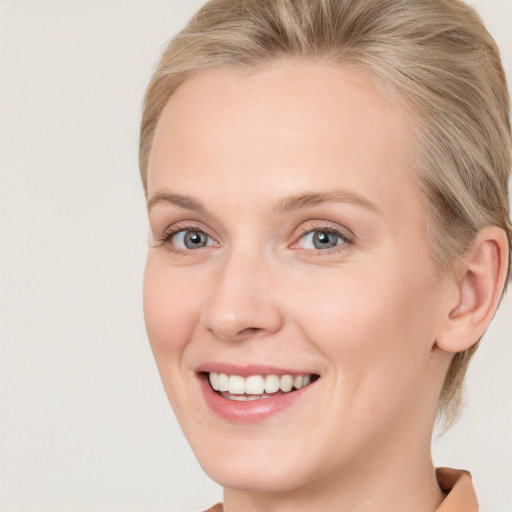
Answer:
[{"left": 435, "top": 226, "right": 509, "bottom": 354}]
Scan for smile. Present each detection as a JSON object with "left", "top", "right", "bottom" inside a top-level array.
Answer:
[
  {"left": 208, "top": 372, "right": 317, "bottom": 401},
  {"left": 197, "top": 364, "right": 320, "bottom": 422}
]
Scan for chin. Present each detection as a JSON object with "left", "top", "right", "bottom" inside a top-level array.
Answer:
[
  {"left": 202, "top": 458, "right": 308, "bottom": 494},
  {"left": 186, "top": 429, "right": 327, "bottom": 494}
]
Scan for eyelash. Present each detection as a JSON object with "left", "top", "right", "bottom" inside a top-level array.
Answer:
[
  {"left": 157, "top": 224, "right": 212, "bottom": 256},
  {"left": 293, "top": 225, "right": 354, "bottom": 255},
  {"left": 156, "top": 223, "right": 354, "bottom": 256}
]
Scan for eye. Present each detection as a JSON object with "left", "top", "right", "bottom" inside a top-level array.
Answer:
[
  {"left": 171, "top": 229, "right": 215, "bottom": 250},
  {"left": 297, "top": 229, "right": 349, "bottom": 250}
]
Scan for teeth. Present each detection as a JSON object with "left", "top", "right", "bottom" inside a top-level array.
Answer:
[
  {"left": 209, "top": 372, "right": 220, "bottom": 390},
  {"left": 208, "top": 372, "right": 315, "bottom": 396},
  {"left": 245, "top": 375, "right": 265, "bottom": 395},
  {"left": 222, "top": 393, "right": 269, "bottom": 401},
  {"left": 228, "top": 375, "right": 245, "bottom": 395},
  {"left": 218, "top": 373, "right": 229, "bottom": 392},
  {"left": 264, "top": 374, "right": 280, "bottom": 394},
  {"left": 280, "top": 374, "right": 293, "bottom": 392}
]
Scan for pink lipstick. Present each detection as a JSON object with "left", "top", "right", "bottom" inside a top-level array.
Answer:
[{"left": 196, "top": 364, "right": 319, "bottom": 423}]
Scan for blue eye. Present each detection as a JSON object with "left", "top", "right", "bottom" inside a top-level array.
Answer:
[
  {"left": 172, "top": 229, "right": 214, "bottom": 249},
  {"left": 299, "top": 229, "right": 347, "bottom": 250}
]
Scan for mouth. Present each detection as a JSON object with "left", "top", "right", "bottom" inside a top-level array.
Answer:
[{"left": 205, "top": 371, "right": 320, "bottom": 401}]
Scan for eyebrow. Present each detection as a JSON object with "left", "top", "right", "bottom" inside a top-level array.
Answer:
[
  {"left": 275, "top": 190, "right": 381, "bottom": 215},
  {"left": 147, "top": 189, "right": 381, "bottom": 215},
  {"left": 147, "top": 192, "right": 204, "bottom": 212}
]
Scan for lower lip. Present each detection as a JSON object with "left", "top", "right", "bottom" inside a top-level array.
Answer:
[{"left": 198, "top": 376, "right": 315, "bottom": 423}]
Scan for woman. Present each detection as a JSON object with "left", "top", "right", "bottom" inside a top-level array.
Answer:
[{"left": 139, "top": 0, "right": 511, "bottom": 510}]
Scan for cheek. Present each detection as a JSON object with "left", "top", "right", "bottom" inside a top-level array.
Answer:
[
  {"left": 292, "top": 263, "right": 438, "bottom": 395},
  {"left": 143, "top": 256, "right": 201, "bottom": 364},
  {"left": 143, "top": 256, "right": 209, "bottom": 425}
]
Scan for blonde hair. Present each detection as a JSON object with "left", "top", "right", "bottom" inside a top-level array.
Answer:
[{"left": 139, "top": 0, "right": 512, "bottom": 423}]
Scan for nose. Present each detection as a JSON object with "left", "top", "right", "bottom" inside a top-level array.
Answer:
[{"left": 199, "top": 250, "right": 284, "bottom": 342}]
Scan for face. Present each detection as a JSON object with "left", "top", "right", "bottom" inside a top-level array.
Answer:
[{"left": 144, "top": 60, "right": 451, "bottom": 495}]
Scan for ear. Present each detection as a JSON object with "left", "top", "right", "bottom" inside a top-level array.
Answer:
[{"left": 435, "top": 226, "right": 509, "bottom": 353}]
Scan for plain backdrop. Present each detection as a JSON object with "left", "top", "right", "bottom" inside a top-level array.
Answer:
[{"left": 0, "top": 1, "right": 511, "bottom": 511}]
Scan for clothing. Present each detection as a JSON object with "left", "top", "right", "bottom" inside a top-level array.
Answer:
[
  {"left": 204, "top": 505, "right": 223, "bottom": 512},
  {"left": 436, "top": 467, "right": 478, "bottom": 511},
  {"left": 203, "top": 467, "right": 478, "bottom": 512}
]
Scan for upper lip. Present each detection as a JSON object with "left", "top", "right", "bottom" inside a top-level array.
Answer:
[{"left": 195, "top": 362, "right": 318, "bottom": 377}]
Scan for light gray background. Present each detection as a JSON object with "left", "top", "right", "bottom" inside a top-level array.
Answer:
[{"left": 0, "top": 1, "right": 510, "bottom": 511}]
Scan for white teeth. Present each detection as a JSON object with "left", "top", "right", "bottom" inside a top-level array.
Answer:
[
  {"left": 246, "top": 394, "right": 265, "bottom": 401},
  {"left": 218, "top": 373, "right": 229, "bottom": 392},
  {"left": 279, "top": 374, "right": 293, "bottom": 392},
  {"left": 245, "top": 375, "right": 265, "bottom": 395},
  {"left": 208, "top": 372, "right": 315, "bottom": 397},
  {"left": 264, "top": 374, "right": 280, "bottom": 393},
  {"left": 228, "top": 375, "right": 245, "bottom": 394},
  {"left": 227, "top": 394, "right": 249, "bottom": 401},
  {"left": 209, "top": 372, "right": 220, "bottom": 391}
]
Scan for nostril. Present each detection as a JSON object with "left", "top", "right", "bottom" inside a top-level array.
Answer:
[{"left": 238, "top": 327, "right": 263, "bottom": 336}]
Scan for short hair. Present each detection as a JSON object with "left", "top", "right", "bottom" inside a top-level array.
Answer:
[{"left": 139, "top": 0, "right": 512, "bottom": 423}]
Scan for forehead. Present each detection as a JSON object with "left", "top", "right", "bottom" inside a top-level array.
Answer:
[{"left": 147, "top": 59, "right": 422, "bottom": 225}]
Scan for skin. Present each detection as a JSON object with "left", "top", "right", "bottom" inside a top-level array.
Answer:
[{"left": 143, "top": 59, "right": 467, "bottom": 512}]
